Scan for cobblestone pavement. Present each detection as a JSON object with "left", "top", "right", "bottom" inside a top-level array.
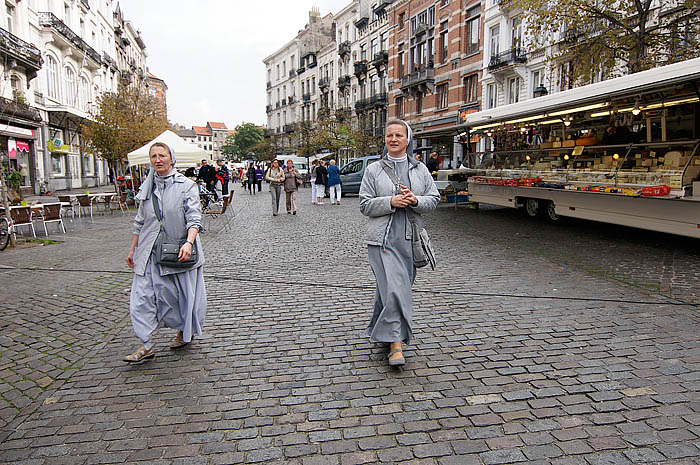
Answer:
[{"left": 1, "top": 185, "right": 699, "bottom": 464}]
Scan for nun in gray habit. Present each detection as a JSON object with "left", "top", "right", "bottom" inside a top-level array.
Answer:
[
  {"left": 359, "top": 119, "right": 439, "bottom": 366},
  {"left": 124, "top": 142, "right": 206, "bottom": 363}
]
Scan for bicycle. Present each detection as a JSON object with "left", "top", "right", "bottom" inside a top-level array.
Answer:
[{"left": 0, "top": 216, "right": 10, "bottom": 251}]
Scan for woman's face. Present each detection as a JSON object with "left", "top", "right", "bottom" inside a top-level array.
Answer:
[
  {"left": 150, "top": 145, "right": 172, "bottom": 176},
  {"left": 385, "top": 123, "right": 408, "bottom": 156},
  {"left": 286, "top": 160, "right": 293, "bottom": 170},
  {"left": 272, "top": 160, "right": 279, "bottom": 168}
]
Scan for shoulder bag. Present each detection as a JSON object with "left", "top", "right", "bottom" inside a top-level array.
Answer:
[
  {"left": 151, "top": 188, "right": 198, "bottom": 268},
  {"left": 380, "top": 161, "right": 436, "bottom": 270}
]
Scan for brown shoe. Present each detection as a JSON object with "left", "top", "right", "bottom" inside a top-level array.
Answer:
[
  {"left": 123, "top": 345, "right": 155, "bottom": 363},
  {"left": 169, "top": 331, "right": 190, "bottom": 350}
]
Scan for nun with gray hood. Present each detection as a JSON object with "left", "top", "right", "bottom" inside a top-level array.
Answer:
[
  {"left": 359, "top": 119, "right": 439, "bottom": 366},
  {"left": 124, "top": 142, "right": 207, "bottom": 363}
]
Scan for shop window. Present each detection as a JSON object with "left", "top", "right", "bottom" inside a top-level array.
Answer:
[
  {"left": 437, "top": 83, "right": 449, "bottom": 109},
  {"left": 51, "top": 154, "right": 65, "bottom": 176}
]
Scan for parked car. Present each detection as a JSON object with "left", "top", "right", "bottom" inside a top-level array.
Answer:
[{"left": 338, "top": 155, "right": 380, "bottom": 195}]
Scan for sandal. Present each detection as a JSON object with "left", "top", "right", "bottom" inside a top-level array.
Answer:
[
  {"left": 170, "top": 331, "right": 191, "bottom": 350},
  {"left": 388, "top": 349, "right": 405, "bottom": 366},
  {"left": 123, "top": 345, "right": 155, "bottom": 363}
]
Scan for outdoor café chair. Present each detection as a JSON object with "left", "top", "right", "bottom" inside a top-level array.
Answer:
[
  {"left": 36, "top": 203, "right": 66, "bottom": 235},
  {"left": 9, "top": 206, "right": 36, "bottom": 239},
  {"left": 57, "top": 195, "right": 76, "bottom": 219},
  {"left": 117, "top": 193, "right": 129, "bottom": 214},
  {"left": 75, "top": 194, "right": 95, "bottom": 219},
  {"left": 100, "top": 194, "right": 115, "bottom": 214},
  {"left": 203, "top": 194, "right": 230, "bottom": 231}
]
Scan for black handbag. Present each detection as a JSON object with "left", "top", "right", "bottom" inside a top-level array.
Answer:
[{"left": 152, "top": 191, "right": 198, "bottom": 268}]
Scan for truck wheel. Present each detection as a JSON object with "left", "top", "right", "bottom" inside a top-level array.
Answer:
[
  {"left": 524, "top": 198, "right": 539, "bottom": 217},
  {"left": 545, "top": 200, "right": 560, "bottom": 222}
]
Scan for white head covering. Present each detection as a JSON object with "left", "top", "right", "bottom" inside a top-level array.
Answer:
[
  {"left": 382, "top": 119, "right": 415, "bottom": 161},
  {"left": 135, "top": 143, "right": 177, "bottom": 201}
]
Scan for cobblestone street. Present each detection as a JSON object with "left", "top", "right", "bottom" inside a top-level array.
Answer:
[{"left": 1, "top": 185, "right": 700, "bottom": 465}]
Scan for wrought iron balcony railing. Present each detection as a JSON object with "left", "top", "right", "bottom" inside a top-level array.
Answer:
[
  {"left": 487, "top": 47, "right": 527, "bottom": 71},
  {"left": 302, "top": 93, "right": 311, "bottom": 102},
  {"left": 0, "top": 27, "right": 43, "bottom": 70},
  {"left": 38, "top": 12, "right": 101, "bottom": 65},
  {"left": 400, "top": 67, "right": 435, "bottom": 89},
  {"left": 337, "top": 75, "right": 351, "bottom": 88},
  {"left": 0, "top": 96, "right": 42, "bottom": 122},
  {"left": 354, "top": 60, "right": 368, "bottom": 77},
  {"left": 266, "top": 104, "right": 272, "bottom": 113},
  {"left": 319, "top": 77, "right": 330, "bottom": 89},
  {"left": 372, "top": 50, "right": 388, "bottom": 69},
  {"left": 288, "top": 95, "right": 295, "bottom": 104},
  {"left": 338, "top": 41, "right": 351, "bottom": 57}
]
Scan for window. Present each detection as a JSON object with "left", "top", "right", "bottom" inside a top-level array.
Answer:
[
  {"left": 416, "top": 92, "right": 423, "bottom": 114},
  {"left": 79, "top": 76, "right": 90, "bottom": 110},
  {"left": 511, "top": 17, "right": 522, "bottom": 50},
  {"left": 370, "top": 38, "right": 377, "bottom": 56},
  {"left": 489, "top": 25, "right": 500, "bottom": 58},
  {"left": 559, "top": 61, "right": 572, "bottom": 91},
  {"left": 486, "top": 83, "right": 497, "bottom": 109},
  {"left": 64, "top": 67, "right": 76, "bottom": 105},
  {"left": 51, "top": 154, "right": 64, "bottom": 175},
  {"left": 360, "top": 43, "right": 366, "bottom": 60},
  {"left": 6, "top": 5, "right": 14, "bottom": 33},
  {"left": 507, "top": 77, "right": 520, "bottom": 104},
  {"left": 440, "top": 0, "right": 449, "bottom": 5},
  {"left": 439, "top": 21, "right": 448, "bottom": 63},
  {"left": 396, "top": 96, "right": 405, "bottom": 118},
  {"left": 82, "top": 154, "right": 93, "bottom": 175},
  {"left": 46, "top": 55, "right": 58, "bottom": 99},
  {"left": 436, "top": 83, "right": 449, "bottom": 109},
  {"left": 465, "top": 6, "right": 480, "bottom": 55},
  {"left": 340, "top": 160, "right": 362, "bottom": 175},
  {"left": 380, "top": 32, "right": 387, "bottom": 51},
  {"left": 64, "top": 4, "right": 70, "bottom": 27},
  {"left": 398, "top": 12, "right": 405, "bottom": 30},
  {"left": 398, "top": 50, "right": 405, "bottom": 77},
  {"left": 276, "top": 64, "right": 280, "bottom": 80},
  {"left": 282, "top": 61, "right": 286, "bottom": 76},
  {"left": 464, "top": 74, "right": 478, "bottom": 102},
  {"left": 531, "top": 69, "right": 544, "bottom": 96}
]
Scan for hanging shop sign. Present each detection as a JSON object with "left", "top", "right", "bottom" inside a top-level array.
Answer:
[{"left": 48, "top": 137, "right": 69, "bottom": 153}]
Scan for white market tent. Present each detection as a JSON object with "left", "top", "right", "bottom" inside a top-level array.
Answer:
[{"left": 127, "top": 130, "right": 211, "bottom": 168}]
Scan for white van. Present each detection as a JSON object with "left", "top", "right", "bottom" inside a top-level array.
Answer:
[{"left": 276, "top": 155, "right": 308, "bottom": 176}]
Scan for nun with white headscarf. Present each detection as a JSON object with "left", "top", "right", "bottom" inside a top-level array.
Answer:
[
  {"left": 359, "top": 119, "right": 439, "bottom": 367},
  {"left": 124, "top": 142, "right": 207, "bottom": 363}
]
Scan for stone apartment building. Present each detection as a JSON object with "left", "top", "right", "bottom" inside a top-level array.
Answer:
[
  {"left": 189, "top": 122, "right": 229, "bottom": 160},
  {"left": 0, "top": 0, "right": 151, "bottom": 194},
  {"left": 146, "top": 71, "right": 167, "bottom": 119}
]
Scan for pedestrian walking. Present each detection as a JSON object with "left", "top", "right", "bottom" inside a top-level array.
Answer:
[
  {"left": 124, "top": 142, "right": 207, "bottom": 363},
  {"left": 327, "top": 159, "right": 342, "bottom": 205},
  {"left": 216, "top": 159, "right": 230, "bottom": 196},
  {"left": 359, "top": 119, "right": 439, "bottom": 367},
  {"left": 426, "top": 152, "right": 439, "bottom": 179},
  {"left": 246, "top": 163, "right": 257, "bottom": 195},
  {"left": 315, "top": 159, "right": 328, "bottom": 205},
  {"left": 265, "top": 159, "right": 285, "bottom": 216},
  {"left": 310, "top": 159, "right": 319, "bottom": 204},
  {"left": 197, "top": 159, "right": 218, "bottom": 200},
  {"left": 284, "top": 159, "right": 302, "bottom": 215},
  {"left": 256, "top": 164, "right": 264, "bottom": 193}
]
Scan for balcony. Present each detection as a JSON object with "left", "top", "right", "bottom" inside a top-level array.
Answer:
[
  {"left": 102, "top": 51, "right": 118, "bottom": 71},
  {"left": 319, "top": 77, "right": 330, "bottom": 89},
  {"left": 413, "top": 22, "right": 429, "bottom": 38},
  {"left": 120, "top": 70, "right": 132, "bottom": 83},
  {"left": 354, "top": 16, "right": 369, "bottom": 30},
  {"left": 129, "top": 57, "right": 136, "bottom": 69},
  {"left": 289, "top": 70, "right": 296, "bottom": 78},
  {"left": 266, "top": 104, "right": 272, "bottom": 113},
  {"left": 302, "top": 93, "right": 311, "bottom": 102},
  {"left": 488, "top": 47, "right": 527, "bottom": 72},
  {"left": 276, "top": 101, "right": 281, "bottom": 109},
  {"left": 337, "top": 75, "right": 351, "bottom": 89},
  {"left": 355, "top": 98, "right": 370, "bottom": 112},
  {"left": 38, "top": 12, "right": 102, "bottom": 67},
  {"left": 284, "top": 123, "right": 297, "bottom": 133},
  {"left": 297, "top": 66, "right": 306, "bottom": 74},
  {"left": 374, "top": 0, "right": 394, "bottom": 15},
  {"left": 0, "top": 96, "right": 42, "bottom": 123},
  {"left": 338, "top": 41, "right": 351, "bottom": 57},
  {"left": 400, "top": 67, "right": 435, "bottom": 96},
  {"left": 372, "top": 50, "right": 388, "bottom": 69},
  {"left": 288, "top": 95, "right": 295, "bottom": 104},
  {"left": 371, "top": 92, "right": 388, "bottom": 106},
  {"left": 0, "top": 27, "right": 43, "bottom": 75},
  {"left": 267, "top": 81, "right": 272, "bottom": 89},
  {"left": 79, "top": 0, "right": 90, "bottom": 10},
  {"left": 354, "top": 60, "right": 368, "bottom": 77},
  {"left": 307, "top": 60, "right": 317, "bottom": 69},
  {"left": 336, "top": 108, "right": 352, "bottom": 121}
]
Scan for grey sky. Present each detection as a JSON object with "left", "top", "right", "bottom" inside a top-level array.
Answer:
[{"left": 118, "top": 0, "right": 350, "bottom": 130}]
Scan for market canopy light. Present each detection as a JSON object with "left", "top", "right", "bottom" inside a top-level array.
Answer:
[
  {"left": 548, "top": 102, "right": 609, "bottom": 117},
  {"left": 590, "top": 96, "right": 700, "bottom": 117}
]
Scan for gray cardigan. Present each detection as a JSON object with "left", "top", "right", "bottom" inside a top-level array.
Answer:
[
  {"left": 359, "top": 157, "right": 440, "bottom": 247},
  {"left": 132, "top": 174, "right": 204, "bottom": 276}
]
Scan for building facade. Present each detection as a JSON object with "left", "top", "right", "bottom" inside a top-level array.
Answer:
[{"left": 146, "top": 71, "right": 167, "bottom": 119}]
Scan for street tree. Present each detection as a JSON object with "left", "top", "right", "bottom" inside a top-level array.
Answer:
[
  {"left": 221, "top": 134, "right": 238, "bottom": 161},
  {"left": 504, "top": 0, "right": 700, "bottom": 82},
  {"left": 228, "top": 122, "right": 264, "bottom": 160},
  {"left": 81, "top": 82, "right": 168, "bottom": 191},
  {"left": 311, "top": 110, "right": 352, "bottom": 159}
]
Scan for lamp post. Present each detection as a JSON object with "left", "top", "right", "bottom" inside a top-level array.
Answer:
[{"left": 533, "top": 84, "right": 548, "bottom": 98}]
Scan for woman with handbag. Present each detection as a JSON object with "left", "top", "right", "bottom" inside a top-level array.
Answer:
[
  {"left": 283, "top": 159, "right": 302, "bottom": 215},
  {"left": 359, "top": 119, "right": 439, "bottom": 366},
  {"left": 124, "top": 142, "right": 207, "bottom": 363},
  {"left": 265, "top": 159, "right": 285, "bottom": 216}
]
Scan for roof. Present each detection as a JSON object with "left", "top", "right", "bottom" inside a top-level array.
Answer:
[
  {"left": 207, "top": 122, "right": 228, "bottom": 130},
  {"left": 228, "top": 130, "right": 236, "bottom": 137},
  {"left": 177, "top": 129, "right": 196, "bottom": 138},
  {"left": 192, "top": 126, "right": 212, "bottom": 136}
]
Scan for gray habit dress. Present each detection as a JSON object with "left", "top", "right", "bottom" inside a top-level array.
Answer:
[
  {"left": 130, "top": 171, "right": 206, "bottom": 345},
  {"left": 366, "top": 157, "right": 414, "bottom": 344}
]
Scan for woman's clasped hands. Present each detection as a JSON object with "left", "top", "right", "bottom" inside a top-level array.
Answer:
[{"left": 390, "top": 184, "right": 418, "bottom": 208}]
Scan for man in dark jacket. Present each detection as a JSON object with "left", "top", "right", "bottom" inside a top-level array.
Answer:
[
  {"left": 216, "top": 160, "right": 230, "bottom": 196},
  {"left": 197, "top": 159, "right": 218, "bottom": 200},
  {"left": 426, "top": 152, "right": 439, "bottom": 179},
  {"left": 314, "top": 160, "right": 328, "bottom": 205}
]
